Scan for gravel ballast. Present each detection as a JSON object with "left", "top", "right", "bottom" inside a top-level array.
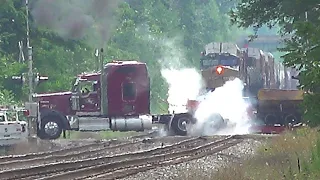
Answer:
[{"left": 121, "top": 139, "right": 265, "bottom": 180}]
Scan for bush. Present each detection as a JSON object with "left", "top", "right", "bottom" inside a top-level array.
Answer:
[
  {"left": 173, "top": 127, "right": 319, "bottom": 180},
  {"left": 214, "top": 127, "right": 319, "bottom": 180},
  {"left": 0, "top": 89, "right": 17, "bottom": 105}
]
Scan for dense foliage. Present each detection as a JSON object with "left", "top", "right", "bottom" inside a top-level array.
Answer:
[
  {"left": 230, "top": 0, "right": 320, "bottom": 125},
  {"left": 0, "top": 0, "right": 254, "bottom": 112}
]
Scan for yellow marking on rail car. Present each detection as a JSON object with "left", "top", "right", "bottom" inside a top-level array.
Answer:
[{"left": 257, "top": 89, "right": 304, "bottom": 101}]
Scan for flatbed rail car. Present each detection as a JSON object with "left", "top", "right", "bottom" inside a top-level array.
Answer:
[{"left": 249, "top": 89, "right": 304, "bottom": 134}]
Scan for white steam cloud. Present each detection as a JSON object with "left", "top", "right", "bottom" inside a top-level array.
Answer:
[
  {"left": 156, "top": 42, "right": 253, "bottom": 135},
  {"left": 192, "top": 78, "right": 253, "bottom": 136},
  {"left": 140, "top": 33, "right": 253, "bottom": 136},
  {"left": 161, "top": 68, "right": 203, "bottom": 113},
  {"left": 140, "top": 34, "right": 201, "bottom": 114}
]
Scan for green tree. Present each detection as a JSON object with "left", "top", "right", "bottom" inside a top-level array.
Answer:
[
  {"left": 0, "top": 0, "right": 250, "bottom": 113},
  {"left": 0, "top": 0, "right": 97, "bottom": 98}
]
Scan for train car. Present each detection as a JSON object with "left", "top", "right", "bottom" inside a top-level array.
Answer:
[
  {"left": 272, "top": 60, "right": 282, "bottom": 89},
  {"left": 264, "top": 52, "right": 279, "bottom": 89},
  {"left": 237, "top": 47, "right": 304, "bottom": 134},
  {"left": 251, "top": 89, "right": 304, "bottom": 134},
  {"left": 247, "top": 51, "right": 303, "bottom": 133},
  {"left": 242, "top": 47, "right": 265, "bottom": 96},
  {"left": 263, "top": 53, "right": 271, "bottom": 88},
  {"left": 268, "top": 53, "right": 278, "bottom": 89}
]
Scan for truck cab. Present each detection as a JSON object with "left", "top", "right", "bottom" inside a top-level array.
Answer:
[
  {"left": 69, "top": 61, "right": 150, "bottom": 116},
  {"left": 32, "top": 60, "right": 152, "bottom": 139}
]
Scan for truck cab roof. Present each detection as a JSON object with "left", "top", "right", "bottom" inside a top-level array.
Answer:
[
  {"left": 107, "top": 60, "right": 145, "bottom": 65},
  {"left": 78, "top": 60, "right": 147, "bottom": 80}
]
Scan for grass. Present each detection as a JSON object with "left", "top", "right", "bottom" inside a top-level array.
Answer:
[
  {"left": 175, "top": 127, "right": 320, "bottom": 180},
  {"left": 215, "top": 127, "right": 320, "bottom": 180}
]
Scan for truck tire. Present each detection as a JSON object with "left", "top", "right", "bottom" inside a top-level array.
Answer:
[
  {"left": 171, "top": 114, "right": 192, "bottom": 136},
  {"left": 201, "top": 113, "right": 225, "bottom": 136},
  {"left": 37, "top": 127, "right": 47, "bottom": 139},
  {"left": 38, "top": 115, "right": 63, "bottom": 140},
  {"left": 284, "top": 113, "right": 301, "bottom": 126}
]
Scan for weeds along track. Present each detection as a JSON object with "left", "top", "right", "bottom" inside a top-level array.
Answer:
[
  {"left": 0, "top": 131, "right": 158, "bottom": 170},
  {"left": 0, "top": 135, "right": 241, "bottom": 180}
]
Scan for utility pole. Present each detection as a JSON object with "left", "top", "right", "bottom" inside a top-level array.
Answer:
[
  {"left": 25, "top": 0, "right": 37, "bottom": 141},
  {"left": 26, "top": 0, "right": 33, "bottom": 102},
  {"left": 99, "top": 48, "right": 107, "bottom": 116}
]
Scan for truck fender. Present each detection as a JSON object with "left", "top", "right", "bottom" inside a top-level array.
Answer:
[{"left": 40, "top": 108, "right": 71, "bottom": 130}]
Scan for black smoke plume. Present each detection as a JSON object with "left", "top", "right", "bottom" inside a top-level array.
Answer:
[{"left": 30, "top": 0, "right": 122, "bottom": 47}]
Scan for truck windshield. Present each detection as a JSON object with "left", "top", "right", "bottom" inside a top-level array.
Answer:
[{"left": 80, "top": 81, "right": 98, "bottom": 95}]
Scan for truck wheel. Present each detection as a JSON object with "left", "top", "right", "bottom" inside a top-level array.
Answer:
[
  {"left": 37, "top": 127, "right": 47, "bottom": 139},
  {"left": 284, "top": 113, "right": 300, "bottom": 125},
  {"left": 202, "top": 113, "right": 224, "bottom": 136},
  {"left": 171, "top": 114, "right": 192, "bottom": 136},
  {"left": 39, "top": 115, "right": 63, "bottom": 140},
  {"left": 163, "top": 123, "right": 174, "bottom": 136}
]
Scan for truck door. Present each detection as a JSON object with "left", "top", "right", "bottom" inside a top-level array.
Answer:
[
  {"left": 121, "top": 80, "right": 137, "bottom": 115},
  {"left": 79, "top": 81, "right": 100, "bottom": 112}
]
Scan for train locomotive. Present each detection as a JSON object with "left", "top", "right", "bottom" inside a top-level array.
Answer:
[
  {"left": 200, "top": 42, "right": 246, "bottom": 92},
  {"left": 187, "top": 42, "right": 303, "bottom": 134}
]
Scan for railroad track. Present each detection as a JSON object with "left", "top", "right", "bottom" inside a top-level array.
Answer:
[
  {"left": 0, "top": 137, "right": 191, "bottom": 171},
  {"left": 43, "top": 135, "right": 242, "bottom": 180},
  {"left": 0, "top": 131, "right": 159, "bottom": 171},
  {"left": 0, "top": 132, "right": 157, "bottom": 169},
  {"left": 0, "top": 135, "right": 241, "bottom": 180},
  {"left": 0, "top": 136, "right": 221, "bottom": 180}
]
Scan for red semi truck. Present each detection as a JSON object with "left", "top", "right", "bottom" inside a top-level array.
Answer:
[{"left": 25, "top": 60, "right": 194, "bottom": 139}]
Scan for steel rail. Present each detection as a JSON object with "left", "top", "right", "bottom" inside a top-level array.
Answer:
[{"left": 0, "top": 136, "right": 206, "bottom": 180}]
